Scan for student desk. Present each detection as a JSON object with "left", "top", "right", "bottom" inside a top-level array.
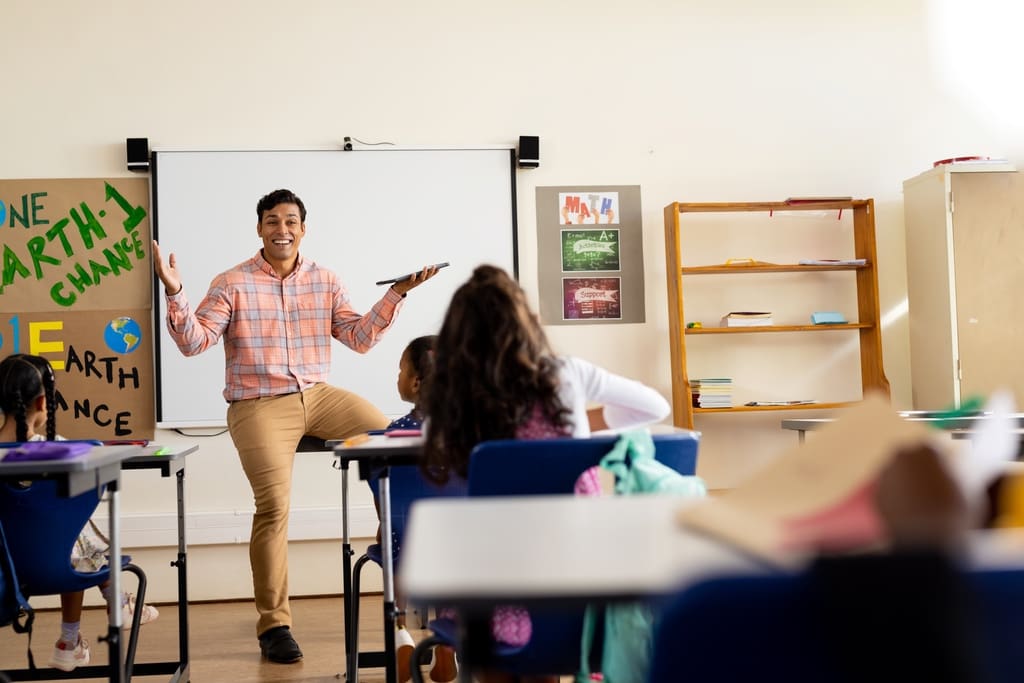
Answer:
[
  {"left": 781, "top": 413, "right": 1024, "bottom": 444},
  {"left": 332, "top": 435, "right": 422, "bottom": 683},
  {"left": 120, "top": 444, "right": 198, "bottom": 683},
  {"left": 0, "top": 445, "right": 144, "bottom": 683},
  {"left": 400, "top": 494, "right": 757, "bottom": 680},
  {"left": 949, "top": 428, "right": 1024, "bottom": 461},
  {"left": 400, "top": 494, "right": 1024, "bottom": 680},
  {"left": 401, "top": 494, "right": 753, "bottom": 606}
]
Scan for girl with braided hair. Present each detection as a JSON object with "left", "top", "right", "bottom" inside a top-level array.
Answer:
[{"left": 0, "top": 354, "right": 158, "bottom": 672}]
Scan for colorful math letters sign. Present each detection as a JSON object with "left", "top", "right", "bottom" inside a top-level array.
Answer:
[{"left": 0, "top": 178, "right": 154, "bottom": 439}]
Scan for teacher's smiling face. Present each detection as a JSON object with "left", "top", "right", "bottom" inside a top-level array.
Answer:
[{"left": 257, "top": 201, "right": 306, "bottom": 272}]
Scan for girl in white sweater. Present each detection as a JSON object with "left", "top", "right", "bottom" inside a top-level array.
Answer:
[{"left": 419, "top": 265, "right": 669, "bottom": 683}]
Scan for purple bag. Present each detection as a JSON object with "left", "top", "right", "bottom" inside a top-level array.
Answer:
[{"left": 1, "top": 441, "right": 94, "bottom": 462}]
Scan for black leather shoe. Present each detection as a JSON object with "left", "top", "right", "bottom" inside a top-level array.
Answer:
[{"left": 259, "top": 626, "right": 304, "bottom": 664}]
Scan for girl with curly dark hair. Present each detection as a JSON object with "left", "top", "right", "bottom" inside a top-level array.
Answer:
[
  {"left": 422, "top": 263, "right": 670, "bottom": 481},
  {"left": 418, "top": 266, "right": 669, "bottom": 681}
]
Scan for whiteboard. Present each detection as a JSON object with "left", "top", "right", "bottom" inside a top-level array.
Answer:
[{"left": 152, "top": 149, "right": 517, "bottom": 427}]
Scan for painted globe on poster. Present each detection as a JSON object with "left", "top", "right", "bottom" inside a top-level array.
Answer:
[{"left": 103, "top": 316, "right": 142, "bottom": 353}]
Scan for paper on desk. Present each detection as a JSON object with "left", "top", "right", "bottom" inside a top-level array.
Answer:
[
  {"left": 676, "top": 394, "right": 943, "bottom": 567},
  {"left": 798, "top": 258, "right": 866, "bottom": 266}
]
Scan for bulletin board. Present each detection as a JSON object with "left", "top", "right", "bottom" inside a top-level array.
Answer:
[{"left": 535, "top": 185, "right": 646, "bottom": 324}]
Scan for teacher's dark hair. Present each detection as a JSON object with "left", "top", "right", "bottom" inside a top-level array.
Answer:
[
  {"left": 421, "top": 265, "right": 569, "bottom": 483},
  {"left": 0, "top": 354, "right": 58, "bottom": 441},
  {"left": 257, "top": 189, "right": 307, "bottom": 222}
]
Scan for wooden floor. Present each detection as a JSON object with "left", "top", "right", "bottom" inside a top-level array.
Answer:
[
  {"left": 0, "top": 594, "right": 427, "bottom": 683},
  {"left": 2, "top": 597, "right": 580, "bottom": 683}
]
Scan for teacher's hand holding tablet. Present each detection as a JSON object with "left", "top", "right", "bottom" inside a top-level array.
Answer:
[
  {"left": 152, "top": 240, "right": 183, "bottom": 296},
  {"left": 383, "top": 262, "right": 448, "bottom": 296}
]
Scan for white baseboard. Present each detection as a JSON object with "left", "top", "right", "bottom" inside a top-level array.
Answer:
[{"left": 93, "top": 503, "right": 380, "bottom": 548}]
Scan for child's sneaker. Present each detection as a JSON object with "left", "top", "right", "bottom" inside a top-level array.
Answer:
[
  {"left": 122, "top": 592, "right": 159, "bottom": 628},
  {"left": 49, "top": 636, "right": 90, "bottom": 671},
  {"left": 395, "top": 626, "right": 416, "bottom": 683}
]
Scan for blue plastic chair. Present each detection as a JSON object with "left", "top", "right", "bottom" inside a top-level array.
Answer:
[
  {"left": 0, "top": 479, "right": 148, "bottom": 677},
  {"left": 466, "top": 432, "right": 699, "bottom": 498},
  {"left": 409, "top": 431, "right": 701, "bottom": 681},
  {"left": 649, "top": 561, "right": 1024, "bottom": 683}
]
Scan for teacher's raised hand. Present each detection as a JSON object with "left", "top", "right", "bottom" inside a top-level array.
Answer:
[{"left": 152, "top": 240, "right": 183, "bottom": 296}]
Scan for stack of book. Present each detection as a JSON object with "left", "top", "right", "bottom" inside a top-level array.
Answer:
[
  {"left": 690, "top": 378, "right": 733, "bottom": 408},
  {"left": 721, "top": 311, "right": 773, "bottom": 327}
]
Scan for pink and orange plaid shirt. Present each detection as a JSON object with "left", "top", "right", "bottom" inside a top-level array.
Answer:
[{"left": 165, "top": 251, "right": 403, "bottom": 402}]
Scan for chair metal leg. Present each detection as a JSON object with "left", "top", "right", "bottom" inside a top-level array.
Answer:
[
  {"left": 122, "top": 563, "right": 147, "bottom": 682},
  {"left": 349, "top": 553, "right": 373, "bottom": 682}
]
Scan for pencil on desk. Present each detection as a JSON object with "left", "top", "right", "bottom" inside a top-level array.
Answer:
[{"left": 343, "top": 433, "right": 371, "bottom": 447}]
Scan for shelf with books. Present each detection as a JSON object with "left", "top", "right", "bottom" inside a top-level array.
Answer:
[
  {"left": 663, "top": 198, "right": 890, "bottom": 429},
  {"left": 693, "top": 401, "right": 857, "bottom": 415}
]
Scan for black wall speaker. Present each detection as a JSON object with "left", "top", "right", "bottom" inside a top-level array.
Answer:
[
  {"left": 126, "top": 137, "right": 150, "bottom": 172},
  {"left": 518, "top": 135, "right": 540, "bottom": 169}
]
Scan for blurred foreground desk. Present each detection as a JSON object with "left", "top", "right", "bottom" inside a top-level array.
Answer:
[
  {"left": 401, "top": 494, "right": 752, "bottom": 606},
  {"left": 402, "top": 494, "right": 1024, "bottom": 681},
  {"left": 400, "top": 494, "right": 757, "bottom": 681}
]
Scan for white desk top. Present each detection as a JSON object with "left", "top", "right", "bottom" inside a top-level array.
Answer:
[
  {"left": 0, "top": 444, "right": 144, "bottom": 496},
  {"left": 401, "top": 494, "right": 1024, "bottom": 608},
  {"left": 782, "top": 413, "right": 1024, "bottom": 432},
  {"left": 399, "top": 494, "right": 761, "bottom": 606}
]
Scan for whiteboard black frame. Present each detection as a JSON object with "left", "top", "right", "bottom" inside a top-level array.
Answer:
[{"left": 151, "top": 148, "right": 518, "bottom": 428}]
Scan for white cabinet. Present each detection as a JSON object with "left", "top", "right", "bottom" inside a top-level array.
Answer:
[{"left": 903, "top": 165, "right": 1024, "bottom": 409}]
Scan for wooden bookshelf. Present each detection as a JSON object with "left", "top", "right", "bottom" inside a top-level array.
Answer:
[{"left": 664, "top": 199, "right": 890, "bottom": 429}]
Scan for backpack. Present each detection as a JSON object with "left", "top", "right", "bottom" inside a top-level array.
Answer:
[{"left": 576, "top": 430, "right": 706, "bottom": 683}]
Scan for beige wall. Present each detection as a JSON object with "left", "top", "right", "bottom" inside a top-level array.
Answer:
[{"left": 5, "top": 0, "right": 1022, "bottom": 603}]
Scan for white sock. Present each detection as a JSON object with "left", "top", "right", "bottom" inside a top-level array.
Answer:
[{"left": 60, "top": 621, "right": 80, "bottom": 645}]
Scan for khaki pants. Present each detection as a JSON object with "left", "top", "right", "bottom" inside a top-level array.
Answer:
[{"left": 227, "top": 383, "right": 389, "bottom": 636}]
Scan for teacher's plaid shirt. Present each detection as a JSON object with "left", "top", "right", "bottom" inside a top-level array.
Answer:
[{"left": 165, "top": 251, "right": 404, "bottom": 402}]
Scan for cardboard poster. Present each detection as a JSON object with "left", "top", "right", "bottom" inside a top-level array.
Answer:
[{"left": 0, "top": 178, "right": 154, "bottom": 439}]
